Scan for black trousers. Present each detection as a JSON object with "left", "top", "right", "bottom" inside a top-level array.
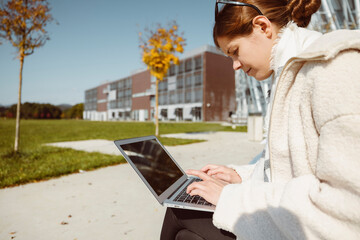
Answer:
[{"left": 160, "top": 208, "right": 236, "bottom": 240}]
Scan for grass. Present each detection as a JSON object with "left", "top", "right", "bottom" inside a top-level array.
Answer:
[{"left": 0, "top": 119, "right": 246, "bottom": 188}]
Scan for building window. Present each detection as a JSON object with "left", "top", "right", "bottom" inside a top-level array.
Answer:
[
  {"left": 169, "top": 65, "right": 176, "bottom": 76},
  {"left": 144, "top": 110, "right": 149, "bottom": 120},
  {"left": 175, "top": 108, "right": 183, "bottom": 121},
  {"left": 178, "top": 61, "right": 184, "bottom": 74},
  {"left": 117, "top": 90, "right": 124, "bottom": 98},
  {"left": 169, "top": 90, "right": 176, "bottom": 104},
  {"left": 159, "top": 93, "right": 168, "bottom": 105},
  {"left": 125, "top": 111, "right": 131, "bottom": 119},
  {"left": 150, "top": 96, "right": 155, "bottom": 108},
  {"left": 125, "top": 97, "right": 131, "bottom": 107},
  {"left": 185, "top": 59, "right": 192, "bottom": 72},
  {"left": 132, "top": 110, "right": 139, "bottom": 121},
  {"left": 185, "top": 91, "right": 192, "bottom": 103},
  {"left": 159, "top": 94, "right": 164, "bottom": 105},
  {"left": 195, "top": 56, "right": 202, "bottom": 70},
  {"left": 125, "top": 89, "right": 132, "bottom": 97},
  {"left": 185, "top": 74, "right": 192, "bottom": 88},
  {"left": 194, "top": 71, "right": 202, "bottom": 86},
  {"left": 117, "top": 99, "right": 123, "bottom": 108},
  {"left": 176, "top": 90, "right": 184, "bottom": 103},
  {"left": 194, "top": 88, "right": 203, "bottom": 102},
  {"left": 85, "top": 88, "right": 97, "bottom": 111},
  {"left": 159, "top": 94, "right": 163, "bottom": 105},
  {"left": 110, "top": 100, "right": 117, "bottom": 109},
  {"left": 118, "top": 80, "right": 124, "bottom": 89},
  {"left": 110, "top": 82, "right": 117, "bottom": 90},
  {"left": 176, "top": 76, "right": 183, "bottom": 89},
  {"left": 192, "top": 107, "right": 202, "bottom": 121},
  {"left": 125, "top": 78, "right": 132, "bottom": 89},
  {"left": 160, "top": 109, "right": 168, "bottom": 120},
  {"left": 159, "top": 79, "right": 168, "bottom": 92}
]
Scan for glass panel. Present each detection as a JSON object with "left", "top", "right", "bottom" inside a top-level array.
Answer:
[
  {"left": 185, "top": 74, "right": 192, "bottom": 88},
  {"left": 185, "top": 59, "right": 192, "bottom": 72},
  {"left": 169, "top": 65, "right": 176, "bottom": 76},
  {"left": 178, "top": 61, "right": 185, "bottom": 74},
  {"left": 159, "top": 80, "right": 168, "bottom": 92},
  {"left": 118, "top": 90, "right": 124, "bottom": 98},
  {"left": 118, "top": 80, "right": 124, "bottom": 89},
  {"left": 185, "top": 91, "right": 192, "bottom": 103},
  {"left": 194, "top": 71, "right": 202, "bottom": 86},
  {"left": 110, "top": 82, "right": 117, "bottom": 90},
  {"left": 110, "top": 100, "right": 116, "bottom": 109},
  {"left": 194, "top": 88, "right": 203, "bottom": 102},
  {"left": 195, "top": 56, "right": 202, "bottom": 70},
  {"left": 176, "top": 90, "right": 184, "bottom": 103},
  {"left": 169, "top": 90, "right": 176, "bottom": 104},
  {"left": 125, "top": 89, "right": 132, "bottom": 97},
  {"left": 176, "top": 76, "right": 183, "bottom": 89}
]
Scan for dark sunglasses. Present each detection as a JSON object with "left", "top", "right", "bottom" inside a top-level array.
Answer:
[{"left": 215, "top": 0, "right": 263, "bottom": 21}]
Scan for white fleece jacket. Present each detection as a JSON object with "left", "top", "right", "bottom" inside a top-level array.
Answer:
[{"left": 213, "top": 28, "right": 360, "bottom": 240}]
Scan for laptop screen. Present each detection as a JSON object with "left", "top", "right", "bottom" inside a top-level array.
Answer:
[{"left": 120, "top": 138, "right": 184, "bottom": 196}]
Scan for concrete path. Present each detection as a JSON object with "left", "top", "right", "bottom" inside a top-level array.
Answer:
[{"left": 0, "top": 132, "right": 264, "bottom": 240}]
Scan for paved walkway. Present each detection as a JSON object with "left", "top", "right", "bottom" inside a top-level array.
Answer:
[{"left": 0, "top": 132, "right": 264, "bottom": 240}]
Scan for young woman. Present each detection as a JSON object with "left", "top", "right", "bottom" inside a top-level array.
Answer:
[{"left": 161, "top": 0, "right": 360, "bottom": 239}]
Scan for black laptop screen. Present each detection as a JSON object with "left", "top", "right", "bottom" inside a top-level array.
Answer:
[{"left": 120, "top": 139, "right": 184, "bottom": 196}]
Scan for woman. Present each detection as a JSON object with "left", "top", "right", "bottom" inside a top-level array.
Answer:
[{"left": 161, "top": 0, "right": 360, "bottom": 239}]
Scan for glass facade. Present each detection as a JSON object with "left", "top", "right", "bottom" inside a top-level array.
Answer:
[
  {"left": 84, "top": 51, "right": 210, "bottom": 122},
  {"left": 159, "top": 55, "right": 203, "bottom": 106},
  {"left": 155, "top": 54, "right": 204, "bottom": 121},
  {"left": 109, "top": 77, "right": 132, "bottom": 110},
  {"left": 84, "top": 88, "right": 97, "bottom": 111}
]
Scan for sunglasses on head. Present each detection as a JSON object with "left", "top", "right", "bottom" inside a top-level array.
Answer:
[{"left": 215, "top": 0, "right": 263, "bottom": 21}]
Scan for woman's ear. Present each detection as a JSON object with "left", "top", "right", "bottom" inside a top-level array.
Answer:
[{"left": 252, "top": 16, "right": 273, "bottom": 39}]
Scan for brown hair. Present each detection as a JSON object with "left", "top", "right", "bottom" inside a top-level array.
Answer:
[{"left": 213, "top": 0, "right": 321, "bottom": 47}]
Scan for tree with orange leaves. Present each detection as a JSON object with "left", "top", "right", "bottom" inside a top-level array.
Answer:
[
  {"left": 0, "top": 0, "right": 54, "bottom": 152},
  {"left": 139, "top": 21, "right": 186, "bottom": 136}
]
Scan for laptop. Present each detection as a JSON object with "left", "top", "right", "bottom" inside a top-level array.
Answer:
[{"left": 114, "top": 135, "right": 215, "bottom": 212}]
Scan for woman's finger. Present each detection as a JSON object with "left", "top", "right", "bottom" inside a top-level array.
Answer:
[
  {"left": 213, "top": 172, "right": 231, "bottom": 182},
  {"left": 186, "top": 169, "right": 212, "bottom": 180},
  {"left": 201, "top": 164, "right": 220, "bottom": 173},
  {"left": 186, "top": 181, "right": 204, "bottom": 194},
  {"left": 186, "top": 179, "right": 227, "bottom": 205},
  {"left": 207, "top": 166, "right": 226, "bottom": 176}
]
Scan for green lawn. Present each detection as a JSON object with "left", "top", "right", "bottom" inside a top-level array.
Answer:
[{"left": 0, "top": 119, "right": 246, "bottom": 188}]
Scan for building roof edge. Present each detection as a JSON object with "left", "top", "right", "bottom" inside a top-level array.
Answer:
[{"left": 180, "top": 44, "right": 224, "bottom": 59}]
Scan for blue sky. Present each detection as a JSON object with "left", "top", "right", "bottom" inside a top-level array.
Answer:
[{"left": 0, "top": 0, "right": 215, "bottom": 106}]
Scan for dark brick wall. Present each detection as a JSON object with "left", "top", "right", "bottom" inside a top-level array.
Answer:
[{"left": 203, "top": 52, "right": 236, "bottom": 121}]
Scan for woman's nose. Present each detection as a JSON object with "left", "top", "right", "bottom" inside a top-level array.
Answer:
[{"left": 233, "top": 60, "right": 242, "bottom": 70}]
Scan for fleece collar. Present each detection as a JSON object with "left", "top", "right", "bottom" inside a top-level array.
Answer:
[{"left": 270, "top": 22, "right": 322, "bottom": 76}]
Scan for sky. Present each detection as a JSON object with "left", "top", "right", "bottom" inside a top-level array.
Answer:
[{"left": 0, "top": 0, "right": 215, "bottom": 106}]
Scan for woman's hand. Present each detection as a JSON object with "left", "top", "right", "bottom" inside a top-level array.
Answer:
[
  {"left": 201, "top": 164, "right": 242, "bottom": 184},
  {"left": 186, "top": 169, "right": 228, "bottom": 206}
]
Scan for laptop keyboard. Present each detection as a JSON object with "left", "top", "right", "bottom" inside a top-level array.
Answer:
[{"left": 173, "top": 178, "right": 213, "bottom": 206}]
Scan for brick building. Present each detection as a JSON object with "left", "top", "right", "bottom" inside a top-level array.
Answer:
[{"left": 83, "top": 45, "right": 235, "bottom": 122}]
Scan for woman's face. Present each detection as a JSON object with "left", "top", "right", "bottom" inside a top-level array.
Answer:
[{"left": 217, "top": 18, "right": 277, "bottom": 81}]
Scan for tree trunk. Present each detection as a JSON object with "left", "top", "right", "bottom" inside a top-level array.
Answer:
[
  {"left": 14, "top": 54, "right": 24, "bottom": 152},
  {"left": 155, "top": 78, "right": 159, "bottom": 137}
]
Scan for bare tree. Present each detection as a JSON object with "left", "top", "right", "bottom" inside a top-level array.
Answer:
[{"left": 0, "top": 0, "right": 54, "bottom": 152}]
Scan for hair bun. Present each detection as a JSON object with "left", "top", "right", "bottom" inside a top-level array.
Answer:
[{"left": 287, "top": 0, "right": 321, "bottom": 27}]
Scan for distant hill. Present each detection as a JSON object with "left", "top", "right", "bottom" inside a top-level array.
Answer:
[{"left": 57, "top": 104, "right": 72, "bottom": 111}]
